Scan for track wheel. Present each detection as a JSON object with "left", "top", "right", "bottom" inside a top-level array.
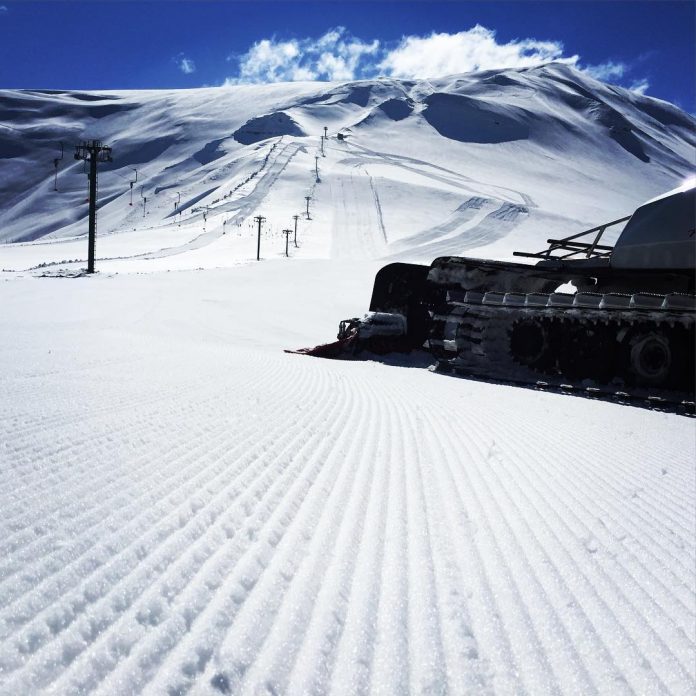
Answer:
[
  {"left": 629, "top": 332, "right": 671, "bottom": 385},
  {"left": 509, "top": 319, "right": 550, "bottom": 368}
]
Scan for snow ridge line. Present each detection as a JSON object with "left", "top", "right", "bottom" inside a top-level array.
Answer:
[
  {"left": 0, "top": 356, "right": 182, "bottom": 452},
  {"left": 418, "top": 397, "right": 633, "bottom": 693},
  {"left": 494, "top": 416, "right": 696, "bottom": 680},
  {"left": 519, "top": 414, "right": 696, "bottom": 541},
  {"left": 1, "top": 353, "right": 693, "bottom": 694},
  {"left": 491, "top": 426, "right": 695, "bottom": 691},
  {"left": 63, "top": 363, "right": 369, "bottom": 693},
  {"left": 400, "top": 402, "right": 448, "bottom": 693},
  {"left": 0, "top": 370, "right": 228, "bottom": 528},
  {"left": 207, "top": 380, "right": 382, "bottom": 694},
  {"left": 177, "top": 376, "right": 384, "bottom": 688},
  {"left": 367, "top": 398, "right": 410, "bottom": 694},
  {"left": 326, "top": 412, "right": 391, "bottom": 695},
  {"left": 404, "top": 376, "right": 695, "bottom": 693},
  {"left": 498, "top": 412, "right": 695, "bottom": 593},
  {"left": 0, "top": 368, "right": 259, "bottom": 593},
  {"left": 0, "top": 354, "right": 332, "bottom": 692},
  {"left": 0, "top": 388, "right": 296, "bottom": 668}
]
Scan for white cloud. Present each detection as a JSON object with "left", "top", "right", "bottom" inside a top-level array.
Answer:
[
  {"left": 228, "top": 27, "right": 379, "bottom": 84},
  {"left": 583, "top": 61, "right": 627, "bottom": 81},
  {"left": 175, "top": 54, "right": 196, "bottom": 75},
  {"left": 0, "top": 5, "right": 8, "bottom": 12},
  {"left": 380, "top": 26, "right": 577, "bottom": 78},
  {"left": 225, "top": 25, "right": 649, "bottom": 96},
  {"left": 234, "top": 38, "right": 305, "bottom": 82},
  {"left": 229, "top": 26, "right": 574, "bottom": 85},
  {"left": 581, "top": 60, "right": 650, "bottom": 95},
  {"left": 629, "top": 78, "right": 650, "bottom": 96}
]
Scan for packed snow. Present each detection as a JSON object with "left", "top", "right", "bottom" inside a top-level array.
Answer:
[{"left": 1, "top": 63, "right": 694, "bottom": 695}]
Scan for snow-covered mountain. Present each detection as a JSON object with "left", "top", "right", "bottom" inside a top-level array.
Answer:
[
  {"left": 1, "top": 65, "right": 694, "bottom": 695},
  {"left": 0, "top": 63, "right": 693, "bottom": 262}
]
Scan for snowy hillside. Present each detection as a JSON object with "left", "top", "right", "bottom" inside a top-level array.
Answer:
[
  {"left": 0, "top": 62, "right": 694, "bottom": 265},
  {"left": 1, "top": 64, "right": 694, "bottom": 695}
]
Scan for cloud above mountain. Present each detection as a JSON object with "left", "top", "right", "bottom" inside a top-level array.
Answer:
[
  {"left": 175, "top": 54, "right": 196, "bottom": 75},
  {"left": 225, "top": 25, "right": 649, "bottom": 95},
  {"left": 379, "top": 26, "right": 576, "bottom": 78},
  {"left": 229, "top": 27, "right": 379, "bottom": 83}
]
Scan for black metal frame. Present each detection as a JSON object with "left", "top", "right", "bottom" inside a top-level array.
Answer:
[{"left": 513, "top": 215, "right": 631, "bottom": 261}]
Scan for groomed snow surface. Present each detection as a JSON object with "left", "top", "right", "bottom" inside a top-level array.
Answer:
[{"left": 1, "top": 65, "right": 695, "bottom": 694}]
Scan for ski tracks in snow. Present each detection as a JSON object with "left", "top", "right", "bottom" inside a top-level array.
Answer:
[
  {"left": 0, "top": 348, "right": 694, "bottom": 695},
  {"left": 138, "top": 140, "right": 303, "bottom": 261},
  {"left": 386, "top": 200, "right": 529, "bottom": 261},
  {"left": 328, "top": 170, "right": 388, "bottom": 260}
]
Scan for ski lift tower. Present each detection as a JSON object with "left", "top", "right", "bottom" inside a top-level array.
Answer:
[
  {"left": 53, "top": 142, "right": 63, "bottom": 191},
  {"left": 74, "top": 140, "right": 112, "bottom": 274}
]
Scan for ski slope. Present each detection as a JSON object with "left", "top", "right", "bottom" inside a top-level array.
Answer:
[{"left": 1, "top": 64, "right": 695, "bottom": 695}]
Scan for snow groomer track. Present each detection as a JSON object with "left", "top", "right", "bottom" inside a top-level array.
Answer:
[
  {"left": 429, "top": 289, "right": 696, "bottom": 411},
  {"left": 0, "top": 271, "right": 694, "bottom": 695}
]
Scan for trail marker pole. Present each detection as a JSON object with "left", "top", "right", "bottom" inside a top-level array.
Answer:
[
  {"left": 292, "top": 214, "right": 299, "bottom": 247},
  {"left": 283, "top": 229, "right": 292, "bottom": 257},
  {"left": 254, "top": 215, "right": 266, "bottom": 260},
  {"left": 129, "top": 168, "right": 137, "bottom": 206},
  {"left": 305, "top": 196, "right": 311, "bottom": 219},
  {"left": 74, "top": 140, "right": 112, "bottom": 274},
  {"left": 140, "top": 186, "right": 147, "bottom": 217},
  {"left": 53, "top": 142, "right": 63, "bottom": 191},
  {"left": 320, "top": 136, "right": 325, "bottom": 157},
  {"left": 315, "top": 156, "right": 319, "bottom": 181}
]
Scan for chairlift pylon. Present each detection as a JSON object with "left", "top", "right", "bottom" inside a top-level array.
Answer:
[{"left": 53, "top": 142, "right": 64, "bottom": 191}]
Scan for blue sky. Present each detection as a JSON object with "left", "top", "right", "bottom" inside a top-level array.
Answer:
[{"left": 0, "top": 1, "right": 694, "bottom": 111}]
